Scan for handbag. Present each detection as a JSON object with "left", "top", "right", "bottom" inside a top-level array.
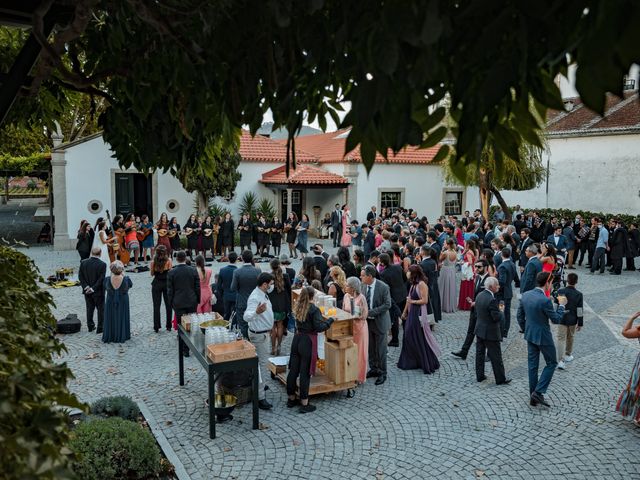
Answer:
[
  {"left": 461, "top": 262, "right": 474, "bottom": 281},
  {"left": 418, "top": 303, "right": 435, "bottom": 328}
]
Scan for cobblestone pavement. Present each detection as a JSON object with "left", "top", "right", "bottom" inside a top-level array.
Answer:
[{"left": 24, "top": 246, "right": 640, "bottom": 479}]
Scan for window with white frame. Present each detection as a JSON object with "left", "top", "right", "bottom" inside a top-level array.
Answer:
[
  {"left": 380, "top": 191, "right": 402, "bottom": 212},
  {"left": 443, "top": 190, "right": 463, "bottom": 215}
]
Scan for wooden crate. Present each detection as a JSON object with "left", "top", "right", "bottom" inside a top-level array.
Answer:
[
  {"left": 324, "top": 340, "right": 358, "bottom": 384},
  {"left": 267, "top": 360, "right": 287, "bottom": 376},
  {"left": 325, "top": 317, "right": 354, "bottom": 341},
  {"left": 207, "top": 340, "right": 256, "bottom": 363}
]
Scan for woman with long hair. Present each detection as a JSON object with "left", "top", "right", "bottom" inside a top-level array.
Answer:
[
  {"left": 168, "top": 216, "right": 181, "bottom": 254},
  {"left": 340, "top": 204, "right": 352, "bottom": 247},
  {"left": 482, "top": 248, "right": 498, "bottom": 277},
  {"left": 270, "top": 215, "right": 284, "bottom": 257},
  {"left": 286, "top": 286, "right": 334, "bottom": 413},
  {"left": 150, "top": 245, "right": 172, "bottom": 332},
  {"left": 458, "top": 239, "right": 478, "bottom": 311},
  {"left": 296, "top": 213, "right": 310, "bottom": 258},
  {"left": 327, "top": 266, "right": 347, "bottom": 309},
  {"left": 155, "top": 212, "right": 172, "bottom": 255},
  {"left": 92, "top": 220, "right": 112, "bottom": 268},
  {"left": 238, "top": 212, "right": 253, "bottom": 252},
  {"left": 269, "top": 258, "right": 291, "bottom": 355},
  {"left": 398, "top": 265, "right": 440, "bottom": 374},
  {"left": 342, "top": 276, "right": 369, "bottom": 384},
  {"left": 102, "top": 260, "right": 132, "bottom": 343},
  {"left": 438, "top": 238, "right": 458, "bottom": 313},
  {"left": 199, "top": 215, "right": 214, "bottom": 260},
  {"left": 76, "top": 220, "right": 93, "bottom": 260},
  {"left": 337, "top": 246, "right": 357, "bottom": 278},
  {"left": 184, "top": 213, "right": 199, "bottom": 259},
  {"left": 353, "top": 249, "right": 365, "bottom": 272},
  {"left": 139, "top": 214, "right": 155, "bottom": 262},
  {"left": 220, "top": 212, "right": 235, "bottom": 257},
  {"left": 195, "top": 254, "right": 213, "bottom": 313},
  {"left": 294, "top": 256, "right": 320, "bottom": 288},
  {"left": 540, "top": 242, "right": 557, "bottom": 298},
  {"left": 285, "top": 211, "right": 298, "bottom": 258},
  {"left": 124, "top": 213, "right": 140, "bottom": 265}
]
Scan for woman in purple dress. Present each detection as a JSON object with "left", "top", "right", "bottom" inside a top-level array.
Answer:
[{"left": 398, "top": 264, "right": 441, "bottom": 374}]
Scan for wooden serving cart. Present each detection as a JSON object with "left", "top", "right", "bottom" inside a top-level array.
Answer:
[{"left": 267, "top": 288, "right": 359, "bottom": 398}]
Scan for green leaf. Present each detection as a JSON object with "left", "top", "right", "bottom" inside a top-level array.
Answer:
[{"left": 419, "top": 125, "right": 447, "bottom": 149}]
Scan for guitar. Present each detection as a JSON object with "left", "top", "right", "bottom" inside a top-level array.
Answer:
[
  {"left": 106, "top": 210, "right": 130, "bottom": 265},
  {"left": 203, "top": 229, "right": 213, "bottom": 237},
  {"left": 167, "top": 230, "right": 178, "bottom": 238},
  {"left": 136, "top": 226, "right": 152, "bottom": 242},
  {"left": 157, "top": 228, "right": 169, "bottom": 237},
  {"left": 184, "top": 227, "right": 194, "bottom": 236}
]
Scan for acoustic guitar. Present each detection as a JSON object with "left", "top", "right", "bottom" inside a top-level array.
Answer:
[
  {"left": 157, "top": 228, "right": 169, "bottom": 237},
  {"left": 184, "top": 227, "right": 194, "bottom": 236},
  {"left": 167, "top": 230, "right": 178, "bottom": 238},
  {"left": 136, "top": 227, "right": 152, "bottom": 242},
  {"left": 203, "top": 229, "right": 213, "bottom": 237}
]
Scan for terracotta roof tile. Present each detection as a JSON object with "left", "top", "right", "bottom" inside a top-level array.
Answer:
[
  {"left": 260, "top": 165, "right": 349, "bottom": 185},
  {"left": 239, "top": 130, "right": 318, "bottom": 163},
  {"left": 275, "top": 129, "right": 441, "bottom": 164},
  {"left": 547, "top": 91, "right": 640, "bottom": 133}
]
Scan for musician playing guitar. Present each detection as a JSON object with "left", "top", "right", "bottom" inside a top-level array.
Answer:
[
  {"left": 111, "top": 214, "right": 131, "bottom": 265},
  {"left": 168, "top": 216, "right": 181, "bottom": 254},
  {"left": 124, "top": 213, "right": 140, "bottom": 265},
  {"left": 238, "top": 212, "right": 253, "bottom": 252},
  {"left": 201, "top": 215, "right": 215, "bottom": 260},
  {"left": 155, "top": 212, "right": 172, "bottom": 254},
  {"left": 184, "top": 213, "right": 199, "bottom": 259},
  {"left": 139, "top": 214, "right": 155, "bottom": 262},
  {"left": 256, "top": 213, "right": 269, "bottom": 257}
]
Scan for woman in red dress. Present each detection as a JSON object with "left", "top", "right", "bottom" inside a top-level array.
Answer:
[
  {"left": 154, "top": 212, "right": 172, "bottom": 255},
  {"left": 457, "top": 239, "right": 479, "bottom": 311},
  {"left": 540, "top": 242, "right": 557, "bottom": 298}
]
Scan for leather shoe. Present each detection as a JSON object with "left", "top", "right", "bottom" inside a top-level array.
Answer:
[
  {"left": 366, "top": 370, "right": 380, "bottom": 378},
  {"left": 96, "top": 329, "right": 103, "bottom": 334},
  {"left": 451, "top": 351, "right": 467, "bottom": 360},
  {"left": 477, "top": 376, "right": 487, "bottom": 382},
  {"left": 258, "top": 399, "right": 273, "bottom": 410},
  {"left": 88, "top": 325, "right": 95, "bottom": 332},
  {"left": 375, "top": 375, "right": 387, "bottom": 385},
  {"left": 497, "top": 378, "right": 512, "bottom": 385},
  {"left": 388, "top": 341, "right": 399, "bottom": 347},
  {"left": 531, "top": 391, "right": 550, "bottom": 407}
]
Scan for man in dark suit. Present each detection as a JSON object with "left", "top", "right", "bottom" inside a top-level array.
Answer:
[
  {"left": 474, "top": 277, "right": 511, "bottom": 385},
  {"left": 546, "top": 225, "right": 568, "bottom": 254},
  {"left": 556, "top": 272, "right": 584, "bottom": 370},
  {"left": 518, "top": 228, "right": 534, "bottom": 273},
  {"left": 419, "top": 246, "right": 441, "bottom": 323},
  {"left": 217, "top": 251, "right": 238, "bottom": 320},
  {"left": 483, "top": 223, "right": 496, "bottom": 249},
  {"left": 362, "top": 224, "right": 376, "bottom": 261},
  {"left": 366, "top": 206, "right": 377, "bottom": 223},
  {"left": 379, "top": 253, "right": 406, "bottom": 347},
  {"left": 167, "top": 250, "right": 200, "bottom": 356},
  {"left": 520, "top": 244, "right": 542, "bottom": 294},
  {"left": 425, "top": 231, "right": 441, "bottom": 256},
  {"left": 361, "top": 265, "right": 392, "bottom": 385},
  {"left": 78, "top": 247, "right": 107, "bottom": 333},
  {"left": 452, "top": 259, "right": 489, "bottom": 360},
  {"left": 517, "top": 272, "right": 567, "bottom": 407},
  {"left": 609, "top": 219, "right": 629, "bottom": 275},
  {"left": 312, "top": 245, "right": 329, "bottom": 279},
  {"left": 330, "top": 203, "right": 342, "bottom": 248},
  {"left": 231, "top": 249, "right": 261, "bottom": 337},
  {"left": 497, "top": 248, "right": 518, "bottom": 338}
]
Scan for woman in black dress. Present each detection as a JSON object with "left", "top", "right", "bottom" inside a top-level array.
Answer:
[
  {"left": 286, "top": 286, "right": 334, "bottom": 413},
  {"left": 150, "top": 245, "right": 172, "bottom": 332},
  {"left": 76, "top": 220, "right": 94, "bottom": 260},
  {"left": 270, "top": 215, "right": 283, "bottom": 257},
  {"left": 256, "top": 214, "right": 269, "bottom": 257},
  {"left": 220, "top": 212, "right": 235, "bottom": 257},
  {"left": 212, "top": 215, "right": 222, "bottom": 257},
  {"left": 184, "top": 214, "right": 199, "bottom": 259},
  {"left": 238, "top": 213, "right": 253, "bottom": 253},
  {"left": 285, "top": 211, "right": 299, "bottom": 259},
  {"left": 200, "top": 215, "right": 215, "bottom": 260},
  {"left": 269, "top": 258, "right": 291, "bottom": 355},
  {"left": 168, "top": 217, "right": 181, "bottom": 253},
  {"left": 337, "top": 246, "right": 358, "bottom": 278},
  {"left": 327, "top": 265, "right": 347, "bottom": 309}
]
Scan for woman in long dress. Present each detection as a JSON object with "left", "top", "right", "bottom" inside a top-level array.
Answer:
[
  {"left": 102, "top": 261, "right": 132, "bottom": 343},
  {"left": 92, "top": 220, "right": 112, "bottom": 269},
  {"left": 540, "top": 242, "right": 557, "bottom": 298},
  {"left": 616, "top": 311, "right": 640, "bottom": 425},
  {"left": 438, "top": 238, "right": 458, "bottom": 313},
  {"left": 285, "top": 212, "right": 298, "bottom": 258},
  {"left": 195, "top": 255, "right": 213, "bottom": 313},
  {"left": 76, "top": 220, "right": 94, "bottom": 260},
  {"left": 398, "top": 264, "right": 440, "bottom": 374},
  {"left": 341, "top": 204, "right": 352, "bottom": 247},
  {"left": 457, "top": 239, "right": 478, "bottom": 311},
  {"left": 296, "top": 213, "right": 310, "bottom": 258},
  {"left": 342, "top": 276, "right": 369, "bottom": 384}
]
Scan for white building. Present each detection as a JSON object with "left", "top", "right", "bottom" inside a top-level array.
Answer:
[{"left": 50, "top": 90, "right": 640, "bottom": 250}]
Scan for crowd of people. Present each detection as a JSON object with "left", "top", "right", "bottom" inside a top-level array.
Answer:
[{"left": 75, "top": 204, "right": 640, "bottom": 422}]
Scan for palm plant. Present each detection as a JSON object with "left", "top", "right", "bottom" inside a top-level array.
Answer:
[
  {"left": 239, "top": 191, "right": 258, "bottom": 221},
  {"left": 208, "top": 202, "right": 228, "bottom": 221},
  {"left": 258, "top": 197, "right": 276, "bottom": 220}
]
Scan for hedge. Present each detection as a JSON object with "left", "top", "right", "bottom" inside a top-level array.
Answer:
[{"left": 490, "top": 206, "right": 640, "bottom": 226}]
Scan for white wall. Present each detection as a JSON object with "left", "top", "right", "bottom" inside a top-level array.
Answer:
[
  {"left": 497, "top": 134, "right": 640, "bottom": 214},
  {"left": 211, "top": 162, "right": 278, "bottom": 217}
]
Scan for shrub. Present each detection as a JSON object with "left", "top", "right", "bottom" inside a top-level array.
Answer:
[
  {"left": 0, "top": 245, "right": 83, "bottom": 479},
  {"left": 70, "top": 417, "right": 161, "bottom": 480},
  {"left": 90, "top": 396, "right": 140, "bottom": 421},
  {"left": 489, "top": 205, "right": 640, "bottom": 226}
]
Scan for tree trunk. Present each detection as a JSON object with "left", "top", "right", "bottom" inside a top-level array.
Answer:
[
  {"left": 478, "top": 167, "right": 490, "bottom": 221},
  {"left": 490, "top": 186, "right": 511, "bottom": 222},
  {"left": 196, "top": 191, "right": 208, "bottom": 216}
]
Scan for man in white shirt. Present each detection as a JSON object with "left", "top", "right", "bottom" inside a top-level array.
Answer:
[{"left": 244, "top": 272, "right": 275, "bottom": 410}]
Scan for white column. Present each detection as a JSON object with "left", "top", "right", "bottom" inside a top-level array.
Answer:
[
  {"left": 51, "top": 133, "right": 72, "bottom": 250},
  {"left": 286, "top": 187, "right": 293, "bottom": 217}
]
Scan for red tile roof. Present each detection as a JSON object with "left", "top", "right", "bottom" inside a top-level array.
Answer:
[
  {"left": 275, "top": 129, "right": 441, "bottom": 164},
  {"left": 260, "top": 165, "right": 349, "bottom": 186},
  {"left": 547, "top": 91, "right": 640, "bottom": 134},
  {"left": 239, "top": 130, "right": 318, "bottom": 163}
]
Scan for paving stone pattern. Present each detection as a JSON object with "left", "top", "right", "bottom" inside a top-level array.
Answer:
[{"left": 25, "top": 246, "right": 640, "bottom": 479}]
